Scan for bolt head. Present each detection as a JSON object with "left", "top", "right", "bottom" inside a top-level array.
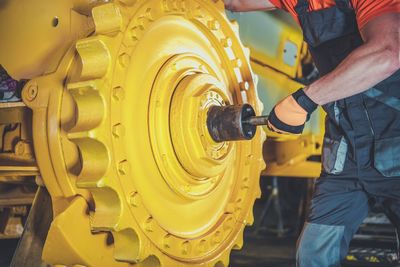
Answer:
[
  {"left": 112, "top": 86, "right": 125, "bottom": 101},
  {"left": 129, "top": 192, "right": 140, "bottom": 207},
  {"left": 208, "top": 20, "right": 220, "bottom": 31},
  {"left": 25, "top": 84, "right": 38, "bottom": 101},
  {"left": 112, "top": 123, "right": 125, "bottom": 138},
  {"left": 240, "top": 81, "right": 250, "bottom": 91},
  {"left": 222, "top": 38, "right": 233, "bottom": 48},
  {"left": 118, "top": 160, "right": 130, "bottom": 175}
]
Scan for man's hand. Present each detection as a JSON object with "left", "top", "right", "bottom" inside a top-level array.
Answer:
[
  {"left": 224, "top": 0, "right": 276, "bottom": 12},
  {"left": 267, "top": 88, "right": 318, "bottom": 134}
]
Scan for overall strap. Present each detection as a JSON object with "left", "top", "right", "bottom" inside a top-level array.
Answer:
[
  {"left": 294, "top": 0, "right": 308, "bottom": 16},
  {"left": 294, "top": 0, "right": 352, "bottom": 16},
  {"left": 335, "top": 0, "right": 352, "bottom": 10}
]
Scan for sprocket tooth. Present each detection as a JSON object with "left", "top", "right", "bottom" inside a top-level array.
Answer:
[
  {"left": 258, "top": 99, "right": 264, "bottom": 114},
  {"left": 72, "top": 138, "right": 109, "bottom": 180},
  {"left": 140, "top": 255, "right": 162, "bottom": 267},
  {"left": 230, "top": 20, "right": 239, "bottom": 34},
  {"left": 214, "top": 251, "right": 230, "bottom": 267},
  {"left": 255, "top": 180, "right": 262, "bottom": 198},
  {"left": 113, "top": 228, "right": 148, "bottom": 263},
  {"left": 246, "top": 207, "right": 255, "bottom": 225},
  {"left": 67, "top": 81, "right": 105, "bottom": 132},
  {"left": 76, "top": 37, "right": 111, "bottom": 80},
  {"left": 243, "top": 47, "right": 251, "bottom": 58},
  {"left": 260, "top": 157, "right": 267, "bottom": 171},
  {"left": 232, "top": 228, "right": 245, "bottom": 250},
  {"left": 86, "top": 185, "right": 122, "bottom": 231},
  {"left": 92, "top": 3, "right": 122, "bottom": 36},
  {"left": 252, "top": 73, "right": 259, "bottom": 89}
]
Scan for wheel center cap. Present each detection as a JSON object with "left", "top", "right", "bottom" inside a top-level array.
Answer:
[
  {"left": 149, "top": 54, "right": 234, "bottom": 199},
  {"left": 170, "top": 73, "right": 232, "bottom": 179}
]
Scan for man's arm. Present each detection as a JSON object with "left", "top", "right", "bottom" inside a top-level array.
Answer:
[
  {"left": 304, "top": 13, "right": 400, "bottom": 105},
  {"left": 224, "top": 0, "right": 277, "bottom": 12}
]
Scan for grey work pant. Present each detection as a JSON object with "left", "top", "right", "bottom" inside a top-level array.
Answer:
[{"left": 296, "top": 175, "right": 400, "bottom": 267}]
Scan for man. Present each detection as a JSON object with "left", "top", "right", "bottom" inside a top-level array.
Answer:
[{"left": 224, "top": 0, "right": 400, "bottom": 266}]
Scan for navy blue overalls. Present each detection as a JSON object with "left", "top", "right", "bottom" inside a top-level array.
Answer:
[{"left": 293, "top": 0, "right": 400, "bottom": 266}]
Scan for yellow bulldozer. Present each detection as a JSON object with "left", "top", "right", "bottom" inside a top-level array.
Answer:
[{"left": 0, "top": 0, "right": 323, "bottom": 266}]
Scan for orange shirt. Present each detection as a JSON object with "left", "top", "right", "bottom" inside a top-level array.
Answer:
[{"left": 270, "top": 0, "right": 400, "bottom": 30}]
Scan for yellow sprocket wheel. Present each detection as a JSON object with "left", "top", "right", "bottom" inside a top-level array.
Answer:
[{"left": 25, "top": 0, "right": 266, "bottom": 266}]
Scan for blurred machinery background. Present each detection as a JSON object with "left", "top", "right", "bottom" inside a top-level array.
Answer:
[
  {"left": 0, "top": 1, "right": 397, "bottom": 267},
  {"left": 226, "top": 10, "right": 323, "bottom": 178}
]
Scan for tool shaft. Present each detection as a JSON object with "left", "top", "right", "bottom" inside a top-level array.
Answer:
[{"left": 243, "top": 115, "right": 269, "bottom": 126}]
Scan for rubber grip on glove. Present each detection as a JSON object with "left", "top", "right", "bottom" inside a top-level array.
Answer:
[{"left": 268, "top": 108, "right": 305, "bottom": 134}]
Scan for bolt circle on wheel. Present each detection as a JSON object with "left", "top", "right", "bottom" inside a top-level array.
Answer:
[{"left": 51, "top": 0, "right": 266, "bottom": 266}]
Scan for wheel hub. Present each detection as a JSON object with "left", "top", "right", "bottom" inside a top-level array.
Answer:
[
  {"left": 27, "top": 1, "right": 267, "bottom": 266},
  {"left": 151, "top": 54, "right": 232, "bottom": 200}
]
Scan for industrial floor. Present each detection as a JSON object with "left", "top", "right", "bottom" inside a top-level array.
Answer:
[
  {"left": 231, "top": 229, "right": 400, "bottom": 267},
  {"left": 231, "top": 231, "right": 296, "bottom": 267},
  {"left": 0, "top": 239, "right": 18, "bottom": 267},
  {"left": 1, "top": 177, "right": 399, "bottom": 267}
]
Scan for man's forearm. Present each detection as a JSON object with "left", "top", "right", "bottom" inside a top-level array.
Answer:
[
  {"left": 304, "top": 14, "right": 400, "bottom": 105},
  {"left": 304, "top": 43, "right": 400, "bottom": 105}
]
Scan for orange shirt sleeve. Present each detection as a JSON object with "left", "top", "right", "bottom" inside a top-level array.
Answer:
[
  {"left": 352, "top": 0, "right": 400, "bottom": 30},
  {"left": 269, "top": 0, "right": 288, "bottom": 10}
]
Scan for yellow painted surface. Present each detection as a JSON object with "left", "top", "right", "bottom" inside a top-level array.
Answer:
[
  {"left": 0, "top": 0, "right": 93, "bottom": 79},
  {"left": 2, "top": 0, "right": 266, "bottom": 266},
  {"left": 0, "top": 1, "right": 328, "bottom": 265}
]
